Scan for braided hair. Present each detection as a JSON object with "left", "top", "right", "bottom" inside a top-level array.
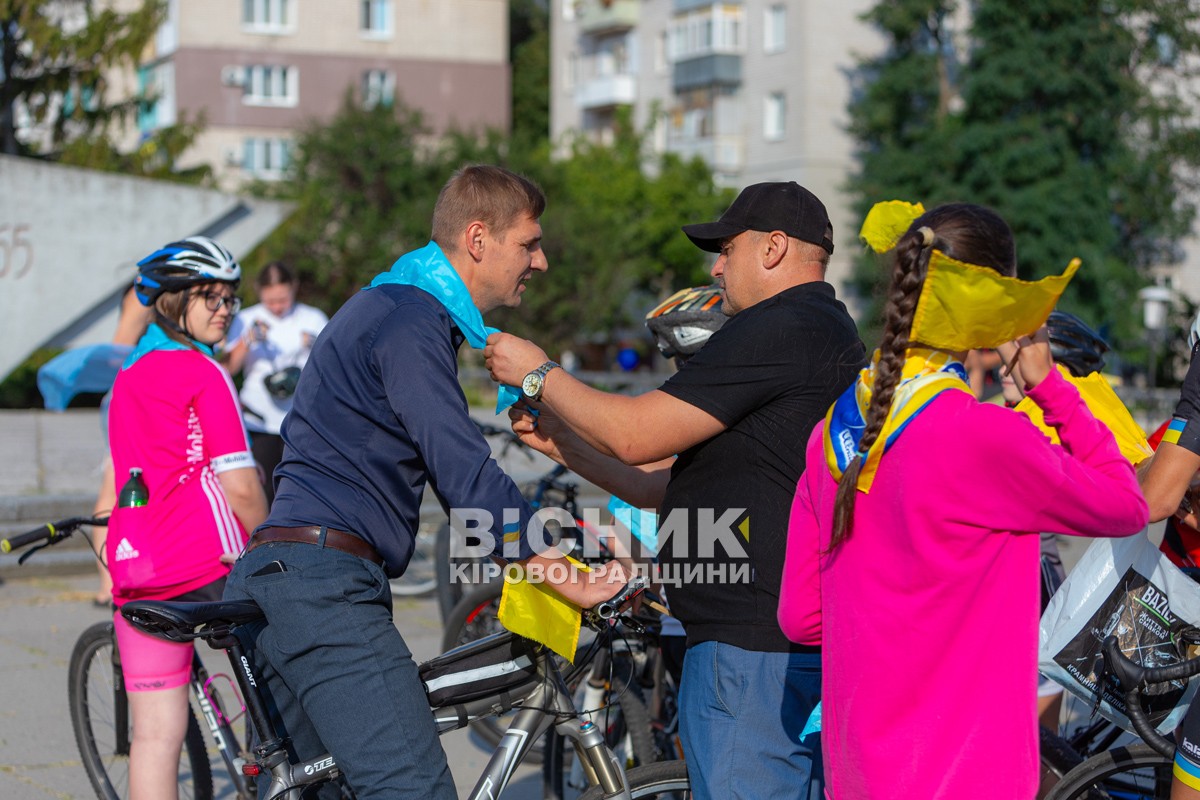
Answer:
[{"left": 829, "top": 203, "right": 1016, "bottom": 549}]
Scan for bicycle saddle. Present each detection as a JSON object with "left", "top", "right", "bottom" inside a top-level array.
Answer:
[{"left": 121, "top": 599, "right": 265, "bottom": 642}]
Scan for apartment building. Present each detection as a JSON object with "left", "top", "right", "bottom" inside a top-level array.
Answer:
[
  {"left": 550, "top": 0, "right": 885, "bottom": 292},
  {"left": 127, "top": 0, "right": 510, "bottom": 188}
]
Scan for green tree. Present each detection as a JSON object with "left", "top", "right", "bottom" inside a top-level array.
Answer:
[
  {"left": 0, "top": 0, "right": 164, "bottom": 155},
  {"left": 244, "top": 93, "right": 444, "bottom": 305},
  {"left": 510, "top": 0, "right": 550, "bottom": 146},
  {"left": 847, "top": 0, "right": 1200, "bottom": 357}
]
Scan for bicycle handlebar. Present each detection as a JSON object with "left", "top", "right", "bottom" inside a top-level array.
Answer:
[
  {"left": 578, "top": 576, "right": 653, "bottom": 637},
  {"left": 1102, "top": 634, "right": 1200, "bottom": 759},
  {"left": 0, "top": 516, "right": 108, "bottom": 555},
  {"left": 594, "top": 575, "right": 650, "bottom": 620}
]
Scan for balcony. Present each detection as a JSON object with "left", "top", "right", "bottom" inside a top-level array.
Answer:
[
  {"left": 576, "top": 73, "right": 637, "bottom": 110},
  {"left": 673, "top": 53, "right": 742, "bottom": 92},
  {"left": 578, "top": 0, "right": 640, "bottom": 36},
  {"left": 667, "top": 134, "right": 745, "bottom": 174}
]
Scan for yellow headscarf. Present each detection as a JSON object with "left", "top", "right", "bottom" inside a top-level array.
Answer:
[{"left": 859, "top": 200, "right": 1080, "bottom": 351}]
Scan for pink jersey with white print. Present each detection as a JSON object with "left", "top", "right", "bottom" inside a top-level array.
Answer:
[{"left": 106, "top": 348, "right": 254, "bottom": 603}]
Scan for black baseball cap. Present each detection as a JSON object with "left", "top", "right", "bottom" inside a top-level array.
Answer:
[{"left": 682, "top": 181, "right": 834, "bottom": 255}]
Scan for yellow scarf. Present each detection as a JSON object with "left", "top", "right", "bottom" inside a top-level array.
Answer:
[{"left": 1014, "top": 365, "right": 1152, "bottom": 466}]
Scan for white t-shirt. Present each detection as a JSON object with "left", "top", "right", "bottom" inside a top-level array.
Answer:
[{"left": 227, "top": 302, "right": 329, "bottom": 434}]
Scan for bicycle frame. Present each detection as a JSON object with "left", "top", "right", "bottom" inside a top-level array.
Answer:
[
  {"left": 256, "top": 641, "right": 633, "bottom": 800},
  {"left": 189, "top": 651, "right": 254, "bottom": 797},
  {"left": 123, "top": 599, "right": 639, "bottom": 800}
]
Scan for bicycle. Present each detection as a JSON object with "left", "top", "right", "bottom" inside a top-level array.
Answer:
[
  {"left": 441, "top": 578, "right": 672, "bottom": 787},
  {"left": 1043, "top": 633, "right": 1200, "bottom": 799},
  {"left": 542, "top": 609, "right": 684, "bottom": 800},
  {"left": 118, "top": 575, "right": 690, "bottom": 799},
  {"left": 2, "top": 516, "right": 255, "bottom": 800}
]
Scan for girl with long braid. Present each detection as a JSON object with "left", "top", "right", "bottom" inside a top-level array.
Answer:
[{"left": 777, "top": 202, "right": 1148, "bottom": 798}]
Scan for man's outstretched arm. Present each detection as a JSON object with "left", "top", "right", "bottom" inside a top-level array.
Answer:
[
  {"left": 506, "top": 403, "right": 673, "bottom": 510},
  {"left": 485, "top": 332, "right": 726, "bottom": 465}
]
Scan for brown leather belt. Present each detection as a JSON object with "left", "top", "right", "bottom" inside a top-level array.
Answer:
[{"left": 247, "top": 526, "right": 385, "bottom": 567}]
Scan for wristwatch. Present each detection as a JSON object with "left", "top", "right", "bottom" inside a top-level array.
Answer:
[{"left": 521, "top": 360, "right": 561, "bottom": 402}]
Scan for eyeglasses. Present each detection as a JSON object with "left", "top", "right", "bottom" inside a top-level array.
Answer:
[{"left": 199, "top": 291, "right": 242, "bottom": 314}]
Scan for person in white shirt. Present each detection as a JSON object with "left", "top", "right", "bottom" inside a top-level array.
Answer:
[{"left": 224, "top": 262, "right": 328, "bottom": 503}]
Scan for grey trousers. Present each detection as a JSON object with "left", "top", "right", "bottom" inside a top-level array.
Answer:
[{"left": 224, "top": 540, "right": 455, "bottom": 800}]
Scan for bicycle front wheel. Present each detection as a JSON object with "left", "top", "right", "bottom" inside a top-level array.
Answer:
[
  {"left": 68, "top": 621, "right": 213, "bottom": 800},
  {"left": 1039, "top": 725, "right": 1085, "bottom": 794},
  {"left": 575, "top": 761, "right": 690, "bottom": 799},
  {"left": 1044, "top": 743, "right": 1173, "bottom": 800}
]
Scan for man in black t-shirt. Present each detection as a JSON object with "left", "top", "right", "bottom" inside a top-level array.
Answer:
[{"left": 485, "top": 182, "right": 865, "bottom": 800}]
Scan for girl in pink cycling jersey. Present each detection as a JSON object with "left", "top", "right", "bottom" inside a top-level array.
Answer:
[
  {"left": 107, "top": 235, "right": 267, "bottom": 799},
  {"left": 778, "top": 203, "right": 1148, "bottom": 799}
]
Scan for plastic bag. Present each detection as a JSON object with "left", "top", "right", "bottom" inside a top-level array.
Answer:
[{"left": 1039, "top": 530, "right": 1200, "bottom": 734}]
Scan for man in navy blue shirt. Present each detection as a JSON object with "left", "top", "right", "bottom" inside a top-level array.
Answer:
[{"left": 224, "top": 165, "right": 629, "bottom": 799}]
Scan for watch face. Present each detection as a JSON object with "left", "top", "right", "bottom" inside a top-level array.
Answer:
[{"left": 522, "top": 372, "right": 543, "bottom": 399}]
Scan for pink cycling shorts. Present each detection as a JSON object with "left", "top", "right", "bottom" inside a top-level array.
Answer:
[{"left": 113, "top": 611, "right": 192, "bottom": 692}]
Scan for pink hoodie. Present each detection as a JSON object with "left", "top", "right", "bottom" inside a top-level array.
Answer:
[{"left": 778, "top": 368, "right": 1148, "bottom": 799}]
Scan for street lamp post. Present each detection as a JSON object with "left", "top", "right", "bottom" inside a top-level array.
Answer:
[{"left": 1139, "top": 285, "right": 1173, "bottom": 389}]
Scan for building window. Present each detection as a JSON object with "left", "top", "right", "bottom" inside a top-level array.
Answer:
[
  {"left": 156, "top": 0, "right": 178, "bottom": 54},
  {"left": 655, "top": 30, "right": 669, "bottom": 74},
  {"left": 764, "top": 4, "right": 785, "bottom": 54},
  {"left": 137, "top": 62, "right": 176, "bottom": 133},
  {"left": 242, "top": 0, "right": 291, "bottom": 33},
  {"left": 669, "top": 4, "right": 744, "bottom": 61},
  {"left": 361, "top": 0, "right": 392, "bottom": 37},
  {"left": 243, "top": 137, "right": 291, "bottom": 179},
  {"left": 244, "top": 65, "right": 297, "bottom": 106},
  {"left": 764, "top": 91, "right": 785, "bottom": 140},
  {"left": 362, "top": 69, "right": 395, "bottom": 108}
]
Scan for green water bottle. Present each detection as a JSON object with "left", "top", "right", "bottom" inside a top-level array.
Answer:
[{"left": 118, "top": 468, "right": 149, "bottom": 508}]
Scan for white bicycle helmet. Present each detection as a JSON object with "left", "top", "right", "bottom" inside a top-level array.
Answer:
[{"left": 134, "top": 236, "right": 241, "bottom": 306}]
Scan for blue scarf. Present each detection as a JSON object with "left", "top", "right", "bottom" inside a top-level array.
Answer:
[
  {"left": 367, "top": 241, "right": 520, "bottom": 412},
  {"left": 123, "top": 323, "right": 214, "bottom": 370}
]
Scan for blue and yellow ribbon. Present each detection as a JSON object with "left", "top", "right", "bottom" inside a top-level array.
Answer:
[{"left": 823, "top": 348, "right": 972, "bottom": 494}]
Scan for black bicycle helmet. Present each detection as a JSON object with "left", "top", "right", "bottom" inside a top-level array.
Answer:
[
  {"left": 645, "top": 285, "right": 727, "bottom": 362},
  {"left": 1046, "top": 310, "right": 1108, "bottom": 377},
  {"left": 134, "top": 236, "right": 241, "bottom": 306}
]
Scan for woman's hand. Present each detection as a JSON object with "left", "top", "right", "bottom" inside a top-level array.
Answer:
[{"left": 997, "top": 326, "right": 1053, "bottom": 392}]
